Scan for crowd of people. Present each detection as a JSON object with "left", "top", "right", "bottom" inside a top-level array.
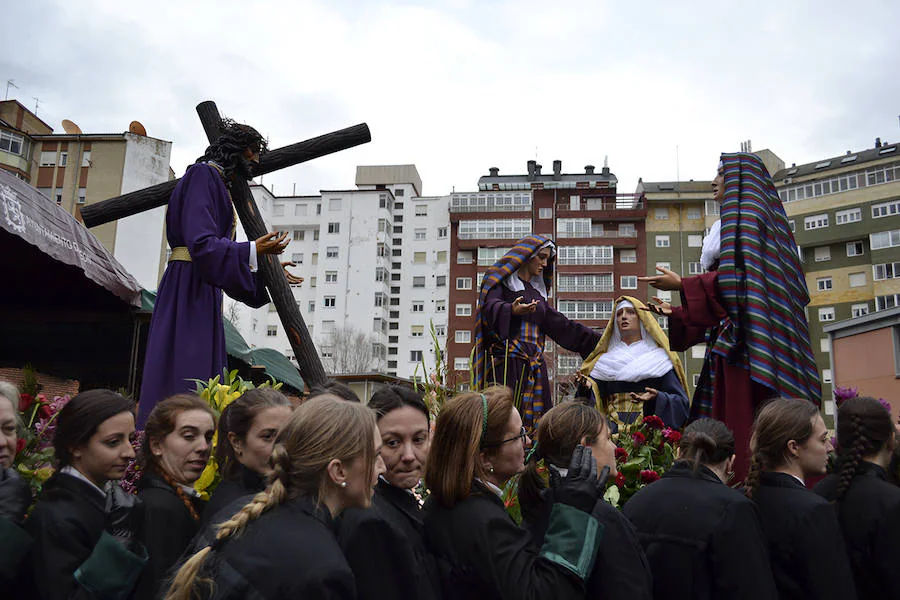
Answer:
[{"left": 1, "top": 380, "right": 899, "bottom": 599}]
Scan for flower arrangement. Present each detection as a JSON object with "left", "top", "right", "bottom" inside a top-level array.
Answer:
[
  {"left": 605, "top": 414, "right": 679, "bottom": 508},
  {"left": 13, "top": 392, "right": 71, "bottom": 498}
]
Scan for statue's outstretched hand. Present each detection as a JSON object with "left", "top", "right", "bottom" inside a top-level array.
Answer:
[
  {"left": 638, "top": 266, "right": 682, "bottom": 291},
  {"left": 641, "top": 297, "right": 673, "bottom": 316},
  {"left": 511, "top": 296, "right": 539, "bottom": 316},
  {"left": 256, "top": 231, "right": 290, "bottom": 255},
  {"left": 281, "top": 261, "right": 304, "bottom": 285}
]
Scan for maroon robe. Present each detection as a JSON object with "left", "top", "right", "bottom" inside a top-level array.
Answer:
[
  {"left": 668, "top": 272, "right": 772, "bottom": 483},
  {"left": 138, "top": 163, "right": 268, "bottom": 427},
  {"left": 481, "top": 279, "right": 600, "bottom": 419}
]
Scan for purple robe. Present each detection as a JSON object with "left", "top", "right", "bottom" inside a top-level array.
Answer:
[
  {"left": 138, "top": 164, "right": 268, "bottom": 426},
  {"left": 481, "top": 279, "right": 600, "bottom": 420}
]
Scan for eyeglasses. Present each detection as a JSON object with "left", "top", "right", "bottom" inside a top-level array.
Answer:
[{"left": 484, "top": 426, "right": 527, "bottom": 448}]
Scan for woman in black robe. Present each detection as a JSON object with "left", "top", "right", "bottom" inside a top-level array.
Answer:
[
  {"left": 202, "top": 388, "right": 292, "bottom": 524},
  {"left": 24, "top": 389, "right": 146, "bottom": 600},
  {"left": 519, "top": 401, "right": 652, "bottom": 600},
  {"left": 0, "top": 382, "right": 33, "bottom": 591},
  {"left": 135, "top": 394, "right": 215, "bottom": 600},
  {"left": 623, "top": 418, "right": 777, "bottom": 600},
  {"left": 744, "top": 398, "right": 856, "bottom": 600},
  {"left": 814, "top": 396, "right": 900, "bottom": 598},
  {"left": 338, "top": 385, "right": 441, "bottom": 600}
]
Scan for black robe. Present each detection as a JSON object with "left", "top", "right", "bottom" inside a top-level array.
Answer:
[
  {"left": 338, "top": 478, "right": 441, "bottom": 600},
  {"left": 202, "top": 463, "right": 266, "bottom": 526},
  {"left": 523, "top": 488, "right": 652, "bottom": 600},
  {"left": 751, "top": 471, "right": 856, "bottom": 600},
  {"left": 423, "top": 480, "right": 596, "bottom": 600},
  {"left": 622, "top": 461, "right": 777, "bottom": 600},
  {"left": 135, "top": 471, "right": 204, "bottom": 600},
  {"left": 814, "top": 462, "right": 900, "bottom": 598},
  {"left": 184, "top": 494, "right": 355, "bottom": 599},
  {"left": 23, "top": 473, "right": 146, "bottom": 600}
]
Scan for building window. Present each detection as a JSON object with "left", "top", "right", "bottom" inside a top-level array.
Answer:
[
  {"left": 326, "top": 246, "right": 338, "bottom": 258},
  {"left": 851, "top": 303, "right": 869, "bottom": 317},
  {"left": 308, "top": 300, "right": 315, "bottom": 312},
  {"left": 436, "top": 275, "right": 447, "bottom": 287},
  {"left": 687, "top": 234, "right": 702, "bottom": 248},
  {"left": 412, "top": 301, "right": 424, "bottom": 312},
  {"left": 394, "top": 188, "right": 405, "bottom": 197},
  {"left": 457, "top": 251, "right": 474, "bottom": 264},
  {"left": 437, "top": 251, "right": 448, "bottom": 263},
  {"left": 870, "top": 229, "right": 900, "bottom": 250},
  {"left": 325, "top": 271, "right": 337, "bottom": 283},
  {"left": 459, "top": 219, "right": 531, "bottom": 240},
  {"left": 414, "top": 252, "right": 427, "bottom": 264},
  {"left": 294, "top": 204, "right": 308, "bottom": 217},
  {"left": 620, "top": 275, "right": 638, "bottom": 289},
  {"left": 324, "top": 296, "right": 336, "bottom": 308},
  {"left": 619, "top": 249, "right": 637, "bottom": 263},
  {"left": 558, "top": 274, "right": 614, "bottom": 293},
  {"left": 436, "top": 300, "right": 446, "bottom": 312},
  {"left": 414, "top": 228, "right": 427, "bottom": 240},
  {"left": 814, "top": 246, "right": 831, "bottom": 262},
  {"left": 618, "top": 223, "right": 636, "bottom": 237},
  {"left": 705, "top": 200, "right": 720, "bottom": 216},
  {"left": 657, "top": 290, "right": 672, "bottom": 302},
  {"left": 375, "top": 267, "right": 388, "bottom": 282},
  {"left": 848, "top": 272, "right": 866, "bottom": 288},
  {"left": 654, "top": 207, "right": 669, "bottom": 220},
  {"left": 39, "top": 151, "right": 56, "bottom": 166},
  {"left": 872, "top": 200, "right": 900, "bottom": 219},
  {"left": 415, "top": 204, "right": 428, "bottom": 216},
  {"left": 657, "top": 316, "right": 668, "bottom": 329},
  {"left": 478, "top": 247, "right": 512, "bottom": 266},
  {"left": 316, "top": 203, "right": 322, "bottom": 215},
  {"left": 273, "top": 204, "right": 285, "bottom": 217},
  {"left": 693, "top": 374, "right": 701, "bottom": 387},
  {"left": 691, "top": 345, "right": 706, "bottom": 359},
  {"left": 456, "top": 303, "right": 472, "bottom": 316},
  {"left": 328, "top": 222, "right": 340, "bottom": 234},
  {"left": 413, "top": 276, "right": 426, "bottom": 288},
  {"left": 329, "top": 198, "right": 342, "bottom": 211},
  {"left": 821, "top": 337, "right": 831, "bottom": 353},
  {"left": 310, "top": 276, "right": 317, "bottom": 287},
  {"left": 818, "top": 307, "right": 835, "bottom": 322},
  {"left": 822, "top": 369, "right": 832, "bottom": 384},
  {"left": 687, "top": 207, "right": 702, "bottom": 220},
  {"left": 313, "top": 229, "right": 320, "bottom": 240},
  {"left": 410, "top": 350, "right": 424, "bottom": 362},
  {"left": 435, "top": 325, "right": 447, "bottom": 337},
  {"left": 437, "top": 227, "right": 448, "bottom": 238},
  {"left": 789, "top": 220, "right": 795, "bottom": 232},
  {"left": 816, "top": 277, "right": 833, "bottom": 291},
  {"left": 655, "top": 235, "right": 670, "bottom": 248},
  {"left": 456, "top": 277, "right": 473, "bottom": 290},
  {"left": 291, "top": 252, "right": 303, "bottom": 263},
  {"left": 293, "top": 229, "right": 305, "bottom": 241},
  {"left": 454, "top": 357, "right": 470, "bottom": 371},
  {"left": 374, "top": 293, "right": 386, "bottom": 307},
  {"left": 558, "top": 301, "right": 613, "bottom": 320},
  {"left": 688, "top": 262, "right": 704, "bottom": 275},
  {"left": 557, "top": 355, "right": 582, "bottom": 374},
  {"left": 411, "top": 325, "right": 424, "bottom": 338},
  {"left": 804, "top": 214, "right": 829, "bottom": 230},
  {"left": 836, "top": 208, "right": 862, "bottom": 224},
  {"left": 557, "top": 246, "right": 614, "bottom": 265},
  {"left": 77, "top": 188, "right": 86, "bottom": 204},
  {"left": 267, "top": 325, "right": 277, "bottom": 336},
  {"left": 0, "top": 131, "right": 26, "bottom": 155},
  {"left": 455, "top": 330, "right": 472, "bottom": 344},
  {"left": 873, "top": 262, "right": 900, "bottom": 280},
  {"left": 876, "top": 294, "right": 900, "bottom": 311},
  {"left": 539, "top": 207, "right": 552, "bottom": 219},
  {"left": 847, "top": 241, "right": 864, "bottom": 256}
]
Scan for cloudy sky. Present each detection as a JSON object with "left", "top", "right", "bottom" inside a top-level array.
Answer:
[{"left": 3, "top": 0, "right": 898, "bottom": 196}]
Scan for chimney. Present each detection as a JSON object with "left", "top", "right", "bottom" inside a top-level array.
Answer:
[
  {"left": 534, "top": 163, "right": 543, "bottom": 176},
  {"left": 488, "top": 167, "right": 499, "bottom": 177},
  {"left": 552, "top": 160, "right": 562, "bottom": 180},
  {"left": 584, "top": 165, "right": 595, "bottom": 175},
  {"left": 876, "top": 137, "right": 882, "bottom": 148},
  {"left": 601, "top": 165, "right": 610, "bottom": 177},
  {"left": 527, "top": 160, "right": 536, "bottom": 181}
]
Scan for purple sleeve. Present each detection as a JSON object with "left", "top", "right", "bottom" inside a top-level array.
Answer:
[
  {"left": 483, "top": 285, "right": 514, "bottom": 340},
  {"left": 543, "top": 303, "right": 602, "bottom": 358},
  {"left": 180, "top": 167, "right": 268, "bottom": 308}
]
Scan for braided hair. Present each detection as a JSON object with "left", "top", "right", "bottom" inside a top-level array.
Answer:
[
  {"left": 164, "top": 395, "right": 377, "bottom": 600},
  {"left": 833, "top": 396, "right": 894, "bottom": 501},
  {"left": 744, "top": 398, "right": 819, "bottom": 499},
  {"left": 677, "top": 419, "right": 735, "bottom": 475},
  {"left": 195, "top": 119, "right": 267, "bottom": 184}
]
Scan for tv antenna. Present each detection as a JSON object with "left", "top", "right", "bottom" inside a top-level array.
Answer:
[
  {"left": 32, "top": 96, "right": 41, "bottom": 115},
  {"left": 5, "top": 79, "right": 18, "bottom": 100}
]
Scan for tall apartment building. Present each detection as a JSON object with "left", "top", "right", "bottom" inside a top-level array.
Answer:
[
  {"left": 0, "top": 99, "right": 173, "bottom": 289},
  {"left": 774, "top": 139, "right": 900, "bottom": 419},
  {"left": 447, "top": 160, "right": 647, "bottom": 397},
  {"left": 637, "top": 178, "right": 716, "bottom": 396},
  {"left": 246, "top": 165, "right": 449, "bottom": 380}
]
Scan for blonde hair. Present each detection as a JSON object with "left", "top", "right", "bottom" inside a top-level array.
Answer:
[{"left": 164, "top": 396, "right": 377, "bottom": 600}]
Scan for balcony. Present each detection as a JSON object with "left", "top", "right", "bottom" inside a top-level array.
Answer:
[{"left": 556, "top": 194, "right": 646, "bottom": 220}]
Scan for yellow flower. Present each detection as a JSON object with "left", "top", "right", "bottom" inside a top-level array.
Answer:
[{"left": 194, "top": 456, "right": 219, "bottom": 495}]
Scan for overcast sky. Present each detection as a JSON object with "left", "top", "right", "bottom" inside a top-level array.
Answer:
[{"left": 3, "top": 0, "right": 899, "bottom": 197}]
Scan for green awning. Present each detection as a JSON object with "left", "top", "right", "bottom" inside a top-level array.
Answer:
[{"left": 140, "top": 290, "right": 304, "bottom": 392}]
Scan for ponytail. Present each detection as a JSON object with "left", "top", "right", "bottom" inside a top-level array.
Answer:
[{"left": 678, "top": 419, "right": 734, "bottom": 474}]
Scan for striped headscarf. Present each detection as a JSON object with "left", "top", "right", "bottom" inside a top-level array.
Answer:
[
  {"left": 472, "top": 236, "right": 555, "bottom": 414},
  {"left": 694, "top": 152, "right": 821, "bottom": 416}
]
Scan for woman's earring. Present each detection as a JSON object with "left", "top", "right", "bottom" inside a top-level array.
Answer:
[
  {"left": 489, "top": 466, "right": 495, "bottom": 474},
  {"left": 340, "top": 481, "right": 347, "bottom": 488}
]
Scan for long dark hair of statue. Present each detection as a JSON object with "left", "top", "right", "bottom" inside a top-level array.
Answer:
[{"left": 196, "top": 119, "right": 268, "bottom": 185}]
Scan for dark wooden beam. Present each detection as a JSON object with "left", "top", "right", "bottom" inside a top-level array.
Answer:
[{"left": 81, "top": 120, "right": 371, "bottom": 228}]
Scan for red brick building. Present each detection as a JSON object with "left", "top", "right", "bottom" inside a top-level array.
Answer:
[{"left": 447, "top": 160, "right": 648, "bottom": 398}]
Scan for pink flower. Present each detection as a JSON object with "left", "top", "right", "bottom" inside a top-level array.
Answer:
[
  {"left": 639, "top": 469, "right": 660, "bottom": 484},
  {"left": 834, "top": 386, "right": 858, "bottom": 406},
  {"left": 632, "top": 431, "right": 647, "bottom": 447},
  {"left": 663, "top": 428, "right": 682, "bottom": 444},
  {"left": 878, "top": 398, "right": 892, "bottom": 413},
  {"left": 642, "top": 415, "right": 665, "bottom": 430}
]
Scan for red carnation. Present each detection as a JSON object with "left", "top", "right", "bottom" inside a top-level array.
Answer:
[
  {"left": 38, "top": 403, "right": 53, "bottom": 419},
  {"left": 640, "top": 469, "right": 660, "bottom": 484},
  {"left": 16, "top": 437, "right": 27, "bottom": 454},
  {"left": 615, "top": 472, "right": 626, "bottom": 488},
  {"left": 631, "top": 431, "right": 647, "bottom": 447},
  {"left": 18, "top": 393, "right": 35, "bottom": 412},
  {"left": 663, "top": 428, "right": 682, "bottom": 444},
  {"left": 615, "top": 447, "right": 629, "bottom": 461},
  {"left": 642, "top": 415, "right": 665, "bottom": 430}
]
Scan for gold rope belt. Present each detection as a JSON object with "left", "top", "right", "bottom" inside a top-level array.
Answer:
[{"left": 168, "top": 246, "right": 191, "bottom": 262}]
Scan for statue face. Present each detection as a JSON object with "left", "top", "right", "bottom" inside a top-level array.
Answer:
[
  {"left": 712, "top": 167, "right": 725, "bottom": 202},
  {"left": 616, "top": 306, "right": 640, "bottom": 338},
  {"left": 236, "top": 147, "right": 261, "bottom": 180}
]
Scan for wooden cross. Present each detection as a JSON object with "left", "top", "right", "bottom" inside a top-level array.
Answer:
[{"left": 82, "top": 100, "right": 372, "bottom": 390}]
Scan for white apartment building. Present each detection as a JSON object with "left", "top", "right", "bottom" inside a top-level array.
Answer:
[{"left": 241, "top": 165, "right": 450, "bottom": 381}]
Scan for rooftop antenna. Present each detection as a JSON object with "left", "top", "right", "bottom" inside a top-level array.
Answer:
[
  {"left": 32, "top": 96, "right": 41, "bottom": 115},
  {"left": 676, "top": 145, "right": 680, "bottom": 181},
  {"left": 5, "top": 79, "right": 18, "bottom": 100}
]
